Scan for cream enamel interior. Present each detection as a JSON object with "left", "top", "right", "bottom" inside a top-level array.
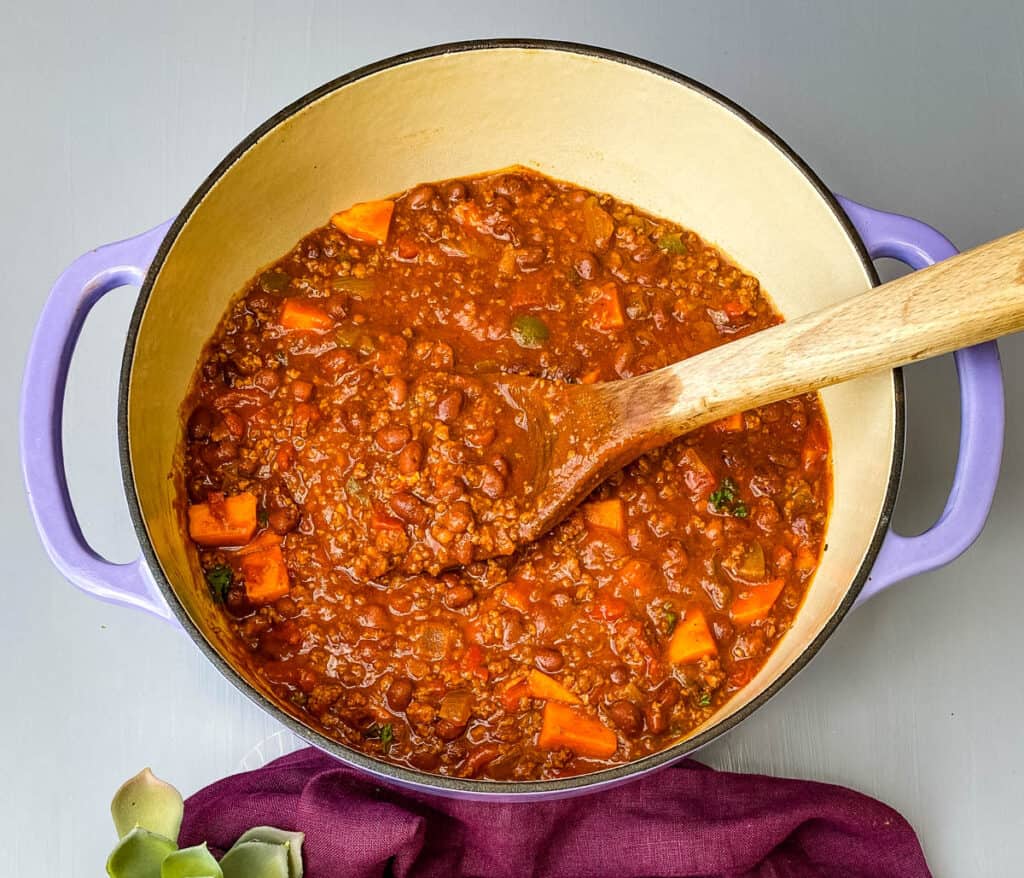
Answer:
[{"left": 126, "top": 47, "right": 895, "bottom": 769}]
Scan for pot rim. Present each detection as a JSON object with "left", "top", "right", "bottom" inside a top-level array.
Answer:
[{"left": 118, "top": 38, "right": 903, "bottom": 797}]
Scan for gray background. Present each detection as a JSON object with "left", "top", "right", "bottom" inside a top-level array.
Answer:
[{"left": 3, "top": 1, "right": 1022, "bottom": 873}]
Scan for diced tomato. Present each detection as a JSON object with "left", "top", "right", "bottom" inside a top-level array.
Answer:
[
  {"left": 801, "top": 418, "right": 829, "bottom": 473},
  {"left": 500, "top": 679, "right": 531, "bottom": 711},
  {"left": 371, "top": 506, "right": 405, "bottom": 531},
  {"left": 680, "top": 448, "right": 715, "bottom": 499},
  {"left": 462, "top": 644, "right": 488, "bottom": 681},
  {"left": 590, "top": 593, "right": 628, "bottom": 621},
  {"left": 723, "top": 300, "right": 747, "bottom": 318}
]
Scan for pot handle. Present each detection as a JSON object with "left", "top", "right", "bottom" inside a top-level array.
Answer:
[
  {"left": 836, "top": 197, "right": 1004, "bottom": 606},
  {"left": 20, "top": 222, "right": 179, "bottom": 623}
]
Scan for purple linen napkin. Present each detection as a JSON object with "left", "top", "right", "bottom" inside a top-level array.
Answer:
[{"left": 181, "top": 747, "right": 930, "bottom": 878}]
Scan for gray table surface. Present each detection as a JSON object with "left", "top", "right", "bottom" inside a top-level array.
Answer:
[{"left": 4, "top": 1, "right": 1023, "bottom": 874}]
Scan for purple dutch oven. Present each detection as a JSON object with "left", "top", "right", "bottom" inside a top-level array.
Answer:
[{"left": 20, "top": 41, "right": 1003, "bottom": 800}]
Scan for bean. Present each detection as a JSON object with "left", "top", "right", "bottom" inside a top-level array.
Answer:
[
  {"left": 436, "top": 390, "right": 463, "bottom": 422},
  {"left": 408, "top": 185, "right": 436, "bottom": 209},
  {"left": 398, "top": 441, "right": 423, "bottom": 474},
  {"left": 608, "top": 700, "right": 644, "bottom": 737},
  {"left": 387, "top": 376, "right": 408, "bottom": 407},
  {"left": 609, "top": 665, "right": 630, "bottom": 685},
  {"left": 444, "top": 181, "right": 468, "bottom": 203},
  {"left": 478, "top": 465, "right": 506, "bottom": 499},
  {"left": 268, "top": 506, "right": 298, "bottom": 534},
  {"left": 253, "top": 368, "right": 280, "bottom": 393},
  {"left": 375, "top": 425, "right": 411, "bottom": 451},
  {"left": 444, "top": 584, "right": 475, "bottom": 610},
  {"left": 389, "top": 491, "right": 427, "bottom": 525},
  {"left": 203, "top": 440, "right": 238, "bottom": 466},
  {"left": 187, "top": 406, "right": 214, "bottom": 440},
  {"left": 533, "top": 648, "right": 564, "bottom": 673},
  {"left": 386, "top": 678, "right": 414, "bottom": 712}
]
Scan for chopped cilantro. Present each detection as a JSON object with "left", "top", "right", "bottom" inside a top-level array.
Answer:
[
  {"left": 663, "top": 607, "right": 678, "bottom": 635},
  {"left": 696, "top": 691, "right": 712, "bottom": 708},
  {"left": 709, "top": 478, "right": 737, "bottom": 511},
  {"left": 710, "top": 478, "right": 748, "bottom": 518},
  {"left": 366, "top": 722, "right": 395, "bottom": 755},
  {"left": 204, "top": 565, "right": 233, "bottom": 602}
]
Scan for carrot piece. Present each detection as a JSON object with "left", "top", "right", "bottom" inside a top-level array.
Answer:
[
  {"left": 731, "top": 578, "right": 786, "bottom": 626},
  {"left": 591, "top": 282, "right": 625, "bottom": 330},
  {"left": 667, "top": 607, "right": 718, "bottom": 664},
  {"left": 583, "top": 498, "right": 625, "bottom": 536},
  {"left": 538, "top": 702, "right": 618, "bottom": 759},
  {"left": 579, "top": 367, "right": 602, "bottom": 384},
  {"left": 713, "top": 412, "right": 744, "bottom": 433},
  {"left": 278, "top": 299, "right": 333, "bottom": 331},
  {"left": 500, "top": 678, "right": 531, "bottom": 711},
  {"left": 187, "top": 492, "right": 258, "bottom": 547},
  {"left": 527, "top": 669, "right": 582, "bottom": 705},
  {"left": 330, "top": 199, "right": 395, "bottom": 244},
  {"left": 240, "top": 544, "right": 290, "bottom": 605},
  {"left": 235, "top": 531, "right": 282, "bottom": 556}
]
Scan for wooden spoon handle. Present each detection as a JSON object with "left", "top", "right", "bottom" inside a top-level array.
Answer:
[{"left": 637, "top": 228, "right": 1024, "bottom": 434}]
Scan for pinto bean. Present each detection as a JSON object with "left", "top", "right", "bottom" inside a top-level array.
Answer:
[
  {"left": 444, "top": 584, "right": 475, "bottom": 610},
  {"left": 386, "top": 678, "right": 414, "bottom": 712},
  {"left": 533, "top": 648, "right": 564, "bottom": 673},
  {"left": 436, "top": 390, "right": 463, "bottom": 422},
  {"left": 408, "top": 185, "right": 436, "bottom": 209},
  {"left": 375, "top": 425, "right": 411, "bottom": 451},
  {"left": 398, "top": 441, "right": 423, "bottom": 474},
  {"left": 608, "top": 700, "right": 644, "bottom": 737},
  {"left": 389, "top": 491, "right": 427, "bottom": 525}
]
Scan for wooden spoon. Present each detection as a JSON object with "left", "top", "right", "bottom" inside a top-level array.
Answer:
[{"left": 490, "top": 228, "right": 1024, "bottom": 549}]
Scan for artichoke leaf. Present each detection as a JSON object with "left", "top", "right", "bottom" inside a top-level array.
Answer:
[
  {"left": 112, "top": 768, "right": 184, "bottom": 842},
  {"left": 233, "top": 828, "right": 304, "bottom": 877},
  {"left": 106, "top": 826, "right": 177, "bottom": 878},
  {"left": 161, "top": 842, "right": 222, "bottom": 878},
  {"left": 220, "top": 841, "right": 290, "bottom": 878}
]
